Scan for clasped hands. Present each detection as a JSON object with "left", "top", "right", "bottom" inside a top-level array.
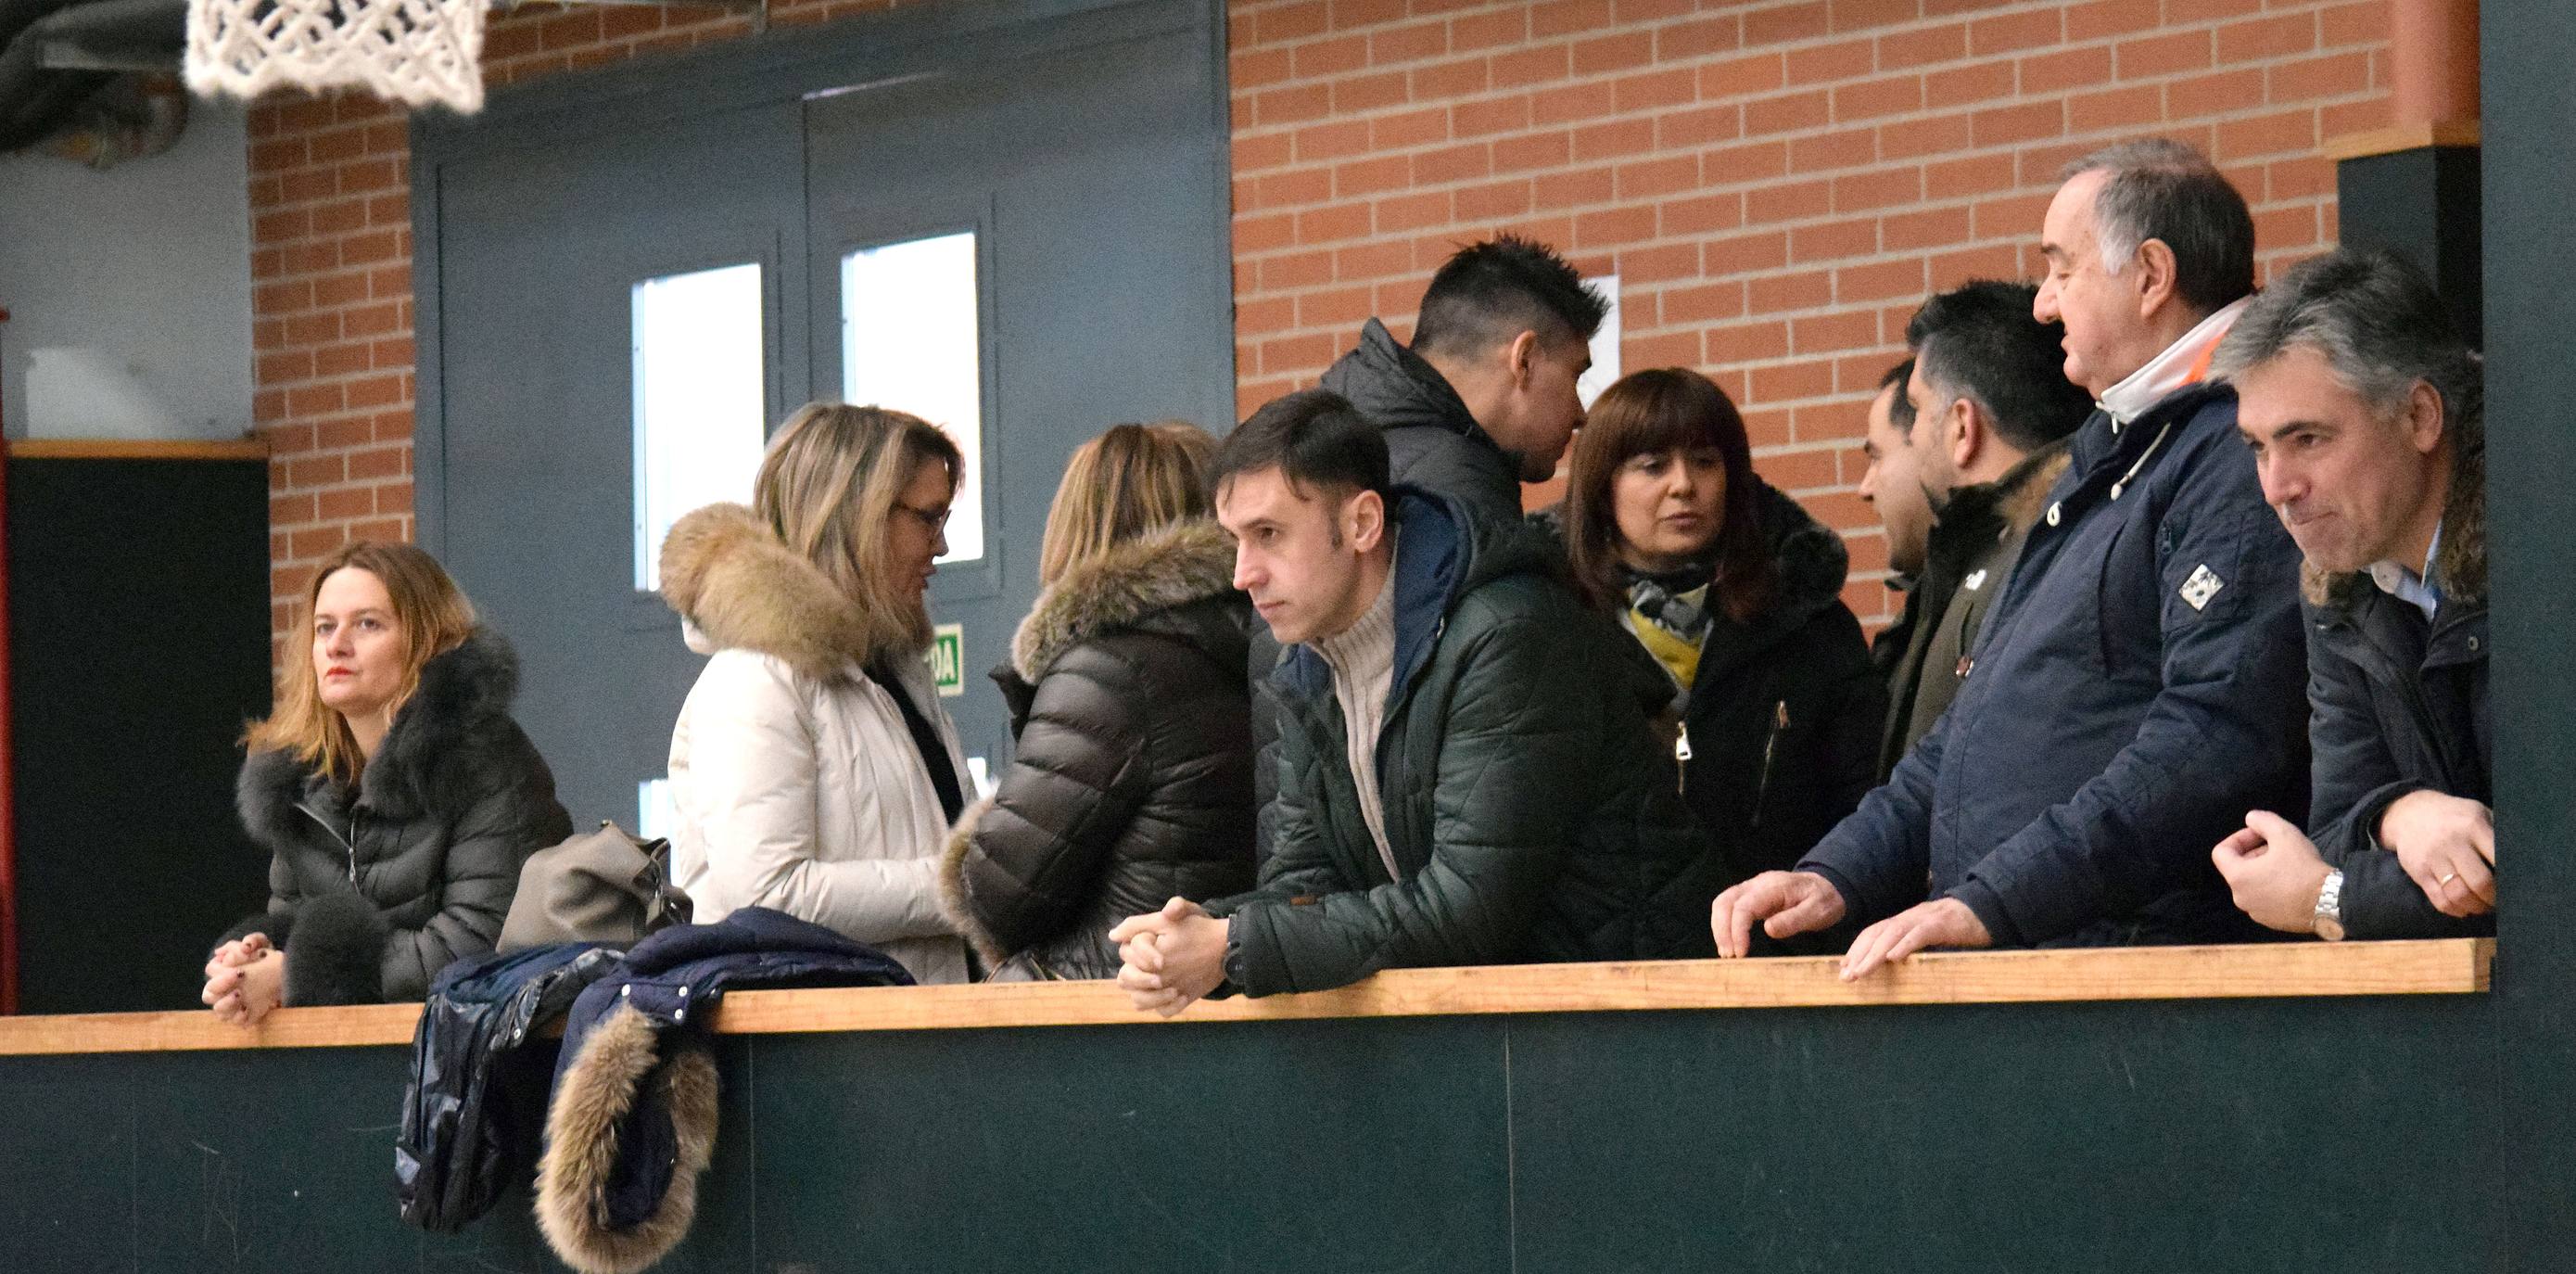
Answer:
[
  {"left": 201, "top": 933, "right": 287, "bottom": 1026},
  {"left": 1108, "top": 898, "right": 1229, "bottom": 1017},
  {"left": 1708, "top": 871, "right": 1992, "bottom": 978}
]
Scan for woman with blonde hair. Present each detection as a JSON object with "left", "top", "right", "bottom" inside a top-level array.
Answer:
[
  {"left": 939, "top": 421, "right": 1256, "bottom": 980},
  {"left": 201, "top": 541, "right": 571, "bottom": 1021},
  {"left": 659, "top": 402, "right": 976, "bottom": 982}
]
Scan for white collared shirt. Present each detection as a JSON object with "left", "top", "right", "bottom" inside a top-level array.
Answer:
[
  {"left": 2368, "top": 522, "right": 2444, "bottom": 621},
  {"left": 2099, "top": 296, "right": 2253, "bottom": 428}
]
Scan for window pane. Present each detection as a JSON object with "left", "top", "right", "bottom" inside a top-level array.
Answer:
[
  {"left": 639, "top": 778, "right": 675, "bottom": 842},
  {"left": 633, "top": 262, "right": 766, "bottom": 591},
  {"left": 1578, "top": 274, "right": 1621, "bottom": 410},
  {"left": 844, "top": 231, "right": 983, "bottom": 563}
]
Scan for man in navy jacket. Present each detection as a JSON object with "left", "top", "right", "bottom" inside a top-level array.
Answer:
[
  {"left": 1714, "top": 138, "right": 2309, "bottom": 974},
  {"left": 2206, "top": 249, "right": 2491, "bottom": 941}
]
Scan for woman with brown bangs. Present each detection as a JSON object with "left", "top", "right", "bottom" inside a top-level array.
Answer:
[
  {"left": 201, "top": 541, "right": 572, "bottom": 1022},
  {"left": 1557, "top": 367, "right": 1885, "bottom": 891}
]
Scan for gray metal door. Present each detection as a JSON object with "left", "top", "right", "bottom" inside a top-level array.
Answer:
[
  {"left": 415, "top": 3, "right": 1231, "bottom": 827},
  {"left": 804, "top": 26, "right": 1237, "bottom": 771},
  {"left": 427, "top": 105, "right": 807, "bottom": 829}
]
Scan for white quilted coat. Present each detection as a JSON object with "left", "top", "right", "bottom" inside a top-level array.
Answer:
[{"left": 658, "top": 503, "right": 970, "bottom": 985}]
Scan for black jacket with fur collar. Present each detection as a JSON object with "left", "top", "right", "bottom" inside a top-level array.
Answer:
[
  {"left": 2303, "top": 439, "right": 2489, "bottom": 940},
  {"left": 225, "top": 629, "right": 574, "bottom": 1004},
  {"left": 938, "top": 519, "right": 1258, "bottom": 980}
]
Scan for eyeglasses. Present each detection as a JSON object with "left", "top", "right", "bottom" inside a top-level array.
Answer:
[{"left": 895, "top": 502, "right": 952, "bottom": 534}]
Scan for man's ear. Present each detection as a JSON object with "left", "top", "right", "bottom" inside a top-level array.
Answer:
[
  {"left": 1504, "top": 329, "right": 1542, "bottom": 388},
  {"left": 1948, "top": 396, "right": 1986, "bottom": 474},
  {"left": 2131, "top": 237, "right": 2181, "bottom": 321},
  {"left": 1343, "top": 489, "right": 1388, "bottom": 554},
  {"left": 2405, "top": 379, "right": 2447, "bottom": 456}
]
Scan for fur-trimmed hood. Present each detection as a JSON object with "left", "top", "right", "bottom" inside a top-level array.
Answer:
[
  {"left": 238, "top": 626, "right": 527, "bottom": 838},
  {"left": 1009, "top": 518, "right": 1242, "bottom": 681},
  {"left": 657, "top": 503, "right": 917, "bottom": 681}
]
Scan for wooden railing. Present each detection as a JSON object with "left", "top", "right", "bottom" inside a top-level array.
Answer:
[{"left": 0, "top": 938, "right": 2492, "bottom": 1058}]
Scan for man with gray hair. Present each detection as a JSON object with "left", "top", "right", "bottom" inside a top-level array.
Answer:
[
  {"left": 1715, "top": 137, "right": 2309, "bottom": 972},
  {"left": 2208, "top": 248, "right": 2490, "bottom": 941}
]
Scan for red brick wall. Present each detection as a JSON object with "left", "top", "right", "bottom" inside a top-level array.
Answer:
[
  {"left": 248, "top": 0, "right": 2392, "bottom": 646},
  {"left": 1226, "top": 0, "right": 2389, "bottom": 623}
]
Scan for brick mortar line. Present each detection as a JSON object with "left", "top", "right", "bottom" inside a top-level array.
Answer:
[
  {"left": 1233, "top": 18, "right": 2369, "bottom": 109},
  {"left": 1231, "top": 230, "right": 2333, "bottom": 344},
  {"left": 1225, "top": 193, "right": 2341, "bottom": 299},
  {"left": 1230, "top": 0, "right": 2358, "bottom": 62},
  {"left": 1229, "top": 83, "right": 2385, "bottom": 195},
  {"left": 1227, "top": 126, "right": 2375, "bottom": 231}
]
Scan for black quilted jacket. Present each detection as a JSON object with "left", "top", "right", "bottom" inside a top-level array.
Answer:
[
  {"left": 225, "top": 630, "right": 574, "bottom": 1003},
  {"left": 1207, "top": 487, "right": 1718, "bottom": 996},
  {"left": 940, "top": 520, "right": 1259, "bottom": 979}
]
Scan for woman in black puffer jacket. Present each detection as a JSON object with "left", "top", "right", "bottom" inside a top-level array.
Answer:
[
  {"left": 201, "top": 541, "right": 572, "bottom": 1019},
  {"left": 939, "top": 423, "right": 1257, "bottom": 980}
]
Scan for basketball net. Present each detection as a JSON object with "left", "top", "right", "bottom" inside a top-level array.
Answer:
[{"left": 184, "top": 0, "right": 488, "bottom": 114}]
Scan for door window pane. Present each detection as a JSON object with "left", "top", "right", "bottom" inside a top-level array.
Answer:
[
  {"left": 639, "top": 778, "right": 674, "bottom": 842},
  {"left": 843, "top": 231, "right": 983, "bottom": 563},
  {"left": 633, "top": 261, "right": 766, "bottom": 591}
]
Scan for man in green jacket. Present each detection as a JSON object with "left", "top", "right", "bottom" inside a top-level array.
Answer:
[{"left": 1112, "top": 389, "right": 1712, "bottom": 1014}]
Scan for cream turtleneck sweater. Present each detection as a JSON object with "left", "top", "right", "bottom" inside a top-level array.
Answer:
[{"left": 1312, "top": 553, "right": 1400, "bottom": 881}]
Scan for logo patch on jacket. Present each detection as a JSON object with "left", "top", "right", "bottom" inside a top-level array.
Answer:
[{"left": 2179, "top": 564, "right": 2225, "bottom": 611}]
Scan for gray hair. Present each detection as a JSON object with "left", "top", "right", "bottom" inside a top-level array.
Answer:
[
  {"left": 2061, "top": 138, "right": 2255, "bottom": 314},
  {"left": 2211, "top": 248, "right": 2479, "bottom": 431}
]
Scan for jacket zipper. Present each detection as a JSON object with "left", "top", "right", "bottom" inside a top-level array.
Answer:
[
  {"left": 1751, "top": 700, "right": 1789, "bottom": 830},
  {"left": 298, "top": 802, "right": 360, "bottom": 883},
  {"left": 1672, "top": 723, "right": 1692, "bottom": 796}
]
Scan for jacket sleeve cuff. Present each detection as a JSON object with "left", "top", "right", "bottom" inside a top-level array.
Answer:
[
  {"left": 1947, "top": 878, "right": 2026, "bottom": 949},
  {"left": 2357, "top": 784, "right": 2430, "bottom": 856},
  {"left": 2337, "top": 847, "right": 2494, "bottom": 941},
  {"left": 215, "top": 909, "right": 291, "bottom": 952},
  {"left": 1203, "top": 921, "right": 1250, "bottom": 1000},
  {"left": 1215, "top": 907, "right": 1263, "bottom": 998},
  {"left": 1797, "top": 860, "right": 1874, "bottom": 926}
]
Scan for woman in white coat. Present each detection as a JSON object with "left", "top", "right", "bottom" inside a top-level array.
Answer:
[{"left": 657, "top": 402, "right": 973, "bottom": 983}]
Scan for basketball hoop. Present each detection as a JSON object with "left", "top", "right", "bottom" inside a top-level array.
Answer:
[{"left": 184, "top": 0, "right": 488, "bottom": 114}]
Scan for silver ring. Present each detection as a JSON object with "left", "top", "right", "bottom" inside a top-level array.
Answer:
[{"left": 2438, "top": 872, "right": 2459, "bottom": 886}]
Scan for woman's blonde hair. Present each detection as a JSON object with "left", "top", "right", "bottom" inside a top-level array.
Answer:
[
  {"left": 245, "top": 541, "right": 478, "bottom": 785},
  {"left": 1037, "top": 421, "right": 1213, "bottom": 585},
  {"left": 755, "top": 401, "right": 963, "bottom": 651}
]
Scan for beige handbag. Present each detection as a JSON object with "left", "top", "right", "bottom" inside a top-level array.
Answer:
[{"left": 498, "top": 821, "right": 692, "bottom": 952}]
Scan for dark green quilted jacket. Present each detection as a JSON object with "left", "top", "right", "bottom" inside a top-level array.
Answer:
[{"left": 1207, "top": 487, "right": 1719, "bottom": 996}]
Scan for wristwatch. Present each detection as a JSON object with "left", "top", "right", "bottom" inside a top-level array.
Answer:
[{"left": 2312, "top": 869, "right": 2347, "bottom": 942}]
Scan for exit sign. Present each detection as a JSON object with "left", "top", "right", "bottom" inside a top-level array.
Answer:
[{"left": 929, "top": 623, "right": 965, "bottom": 697}]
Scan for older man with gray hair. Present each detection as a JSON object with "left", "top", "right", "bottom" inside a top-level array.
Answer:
[
  {"left": 2209, "top": 248, "right": 2490, "bottom": 941},
  {"left": 1714, "top": 137, "right": 2310, "bottom": 973}
]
